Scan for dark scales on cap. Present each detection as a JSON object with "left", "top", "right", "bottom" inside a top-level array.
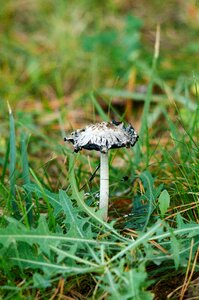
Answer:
[{"left": 64, "top": 120, "right": 139, "bottom": 153}]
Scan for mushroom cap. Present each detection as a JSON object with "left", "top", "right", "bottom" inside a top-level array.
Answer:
[{"left": 64, "top": 120, "right": 139, "bottom": 153}]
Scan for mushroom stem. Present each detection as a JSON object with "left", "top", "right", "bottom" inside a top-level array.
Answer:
[{"left": 99, "top": 152, "right": 109, "bottom": 221}]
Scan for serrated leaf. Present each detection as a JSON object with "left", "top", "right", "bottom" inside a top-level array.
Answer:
[
  {"left": 138, "top": 171, "right": 158, "bottom": 230},
  {"left": 0, "top": 216, "right": 59, "bottom": 256},
  {"left": 176, "top": 213, "right": 185, "bottom": 229},
  {"left": 158, "top": 189, "right": 170, "bottom": 217},
  {"left": 59, "top": 189, "right": 91, "bottom": 238},
  {"left": 24, "top": 183, "right": 62, "bottom": 216},
  {"left": 59, "top": 190, "right": 102, "bottom": 265},
  {"left": 170, "top": 234, "right": 180, "bottom": 269},
  {"left": 33, "top": 273, "right": 51, "bottom": 288},
  {"left": 103, "top": 262, "right": 154, "bottom": 300},
  {"left": 120, "top": 266, "right": 154, "bottom": 300}
]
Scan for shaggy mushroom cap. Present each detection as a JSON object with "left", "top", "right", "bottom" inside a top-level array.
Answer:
[{"left": 64, "top": 120, "right": 139, "bottom": 153}]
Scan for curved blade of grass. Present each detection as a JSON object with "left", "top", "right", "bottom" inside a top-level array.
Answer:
[{"left": 90, "top": 92, "right": 109, "bottom": 121}]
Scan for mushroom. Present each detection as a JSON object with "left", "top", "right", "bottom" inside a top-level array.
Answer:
[{"left": 64, "top": 120, "right": 139, "bottom": 221}]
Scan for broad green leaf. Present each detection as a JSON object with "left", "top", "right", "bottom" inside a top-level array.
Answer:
[{"left": 158, "top": 189, "right": 170, "bottom": 217}]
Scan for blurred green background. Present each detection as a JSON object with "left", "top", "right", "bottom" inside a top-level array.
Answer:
[{"left": 1, "top": 0, "right": 198, "bottom": 109}]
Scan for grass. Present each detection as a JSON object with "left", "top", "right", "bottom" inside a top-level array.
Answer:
[{"left": 0, "top": 1, "right": 199, "bottom": 299}]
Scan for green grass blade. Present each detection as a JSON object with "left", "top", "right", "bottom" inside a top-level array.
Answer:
[
  {"left": 8, "top": 102, "right": 17, "bottom": 213},
  {"left": 21, "top": 132, "right": 33, "bottom": 225},
  {"left": 135, "top": 25, "right": 160, "bottom": 166},
  {"left": 1, "top": 139, "right": 10, "bottom": 184},
  {"left": 90, "top": 92, "right": 109, "bottom": 121}
]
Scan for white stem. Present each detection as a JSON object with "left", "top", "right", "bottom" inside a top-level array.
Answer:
[{"left": 99, "top": 152, "right": 109, "bottom": 221}]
